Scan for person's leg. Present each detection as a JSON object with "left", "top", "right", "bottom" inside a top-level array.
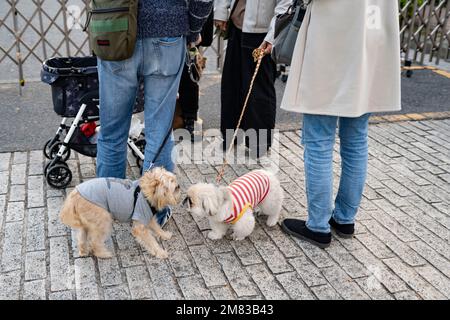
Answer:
[
  {"left": 221, "top": 24, "right": 243, "bottom": 149},
  {"left": 332, "top": 114, "right": 370, "bottom": 225},
  {"left": 96, "top": 42, "right": 141, "bottom": 178},
  {"left": 303, "top": 114, "right": 338, "bottom": 233},
  {"left": 240, "top": 34, "right": 277, "bottom": 157},
  {"left": 282, "top": 114, "right": 337, "bottom": 248},
  {"left": 141, "top": 36, "right": 186, "bottom": 173},
  {"left": 178, "top": 64, "right": 199, "bottom": 122}
]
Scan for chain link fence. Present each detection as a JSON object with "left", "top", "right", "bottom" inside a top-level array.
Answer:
[{"left": 0, "top": 0, "right": 449, "bottom": 90}]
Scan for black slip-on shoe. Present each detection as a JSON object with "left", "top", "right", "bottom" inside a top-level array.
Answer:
[
  {"left": 329, "top": 217, "right": 355, "bottom": 238},
  {"left": 281, "top": 219, "right": 331, "bottom": 249}
]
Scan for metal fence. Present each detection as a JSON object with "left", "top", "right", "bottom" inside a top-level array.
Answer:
[{"left": 0, "top": 0, "right": 449, "bottom": 89}]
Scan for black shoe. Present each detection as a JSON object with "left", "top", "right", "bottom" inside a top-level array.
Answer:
[
  {"left": 184, "top": 118, "right": 195, "bottom": 142},
  {"left": 281, "top": 219, "right": 331, "bottom": 249},
  {"left": 329, "top": 217, "right": 354, "bottom": 238}
]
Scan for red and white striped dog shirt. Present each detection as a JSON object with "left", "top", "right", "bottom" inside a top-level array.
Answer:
[{"left": 225, "top": 171, "right": 271, "bottom": 224}]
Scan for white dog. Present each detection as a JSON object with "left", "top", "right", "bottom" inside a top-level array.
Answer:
[{"left": 185, "top": 170, "right": 283, "bottom": 240}]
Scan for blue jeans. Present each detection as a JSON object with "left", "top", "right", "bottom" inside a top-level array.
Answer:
[
  {"left": 302, "top": 114, "right": 370, "bottom": 233},
  {"left": 96, "top": 36, "right": 186, "bottom": 178}
]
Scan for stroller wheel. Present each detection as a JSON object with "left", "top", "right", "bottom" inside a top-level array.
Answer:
[
  {"left": 49, "top": 142, "right": 71, "bottom": 161},
  {"left": 44, "top": 159, "right": 67, "bottom": 176},
  {"left": 46, "top": 164, "right": 72, "bottom": 189},
  {"left": 44, "top": 138, "right": 58, "bottom": 159}
]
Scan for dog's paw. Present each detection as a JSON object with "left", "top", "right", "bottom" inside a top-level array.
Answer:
[
  {"left": 160, "top": 231, "right": 173, "bottom": 241},
  {"left": 78, "top": 248, "right": 89, "bottom": 257},
  {"left": 266, "top": 217, "right": 279, "bottom": 227},
  {"left": 94, "top": 249, "right": 113, "bottom": 259},
  {"left": 155, "top": 249, "right": 169, "bottom": 259},
  {"left": 208, "top": 231, "right": 224, "bottom": 240}
]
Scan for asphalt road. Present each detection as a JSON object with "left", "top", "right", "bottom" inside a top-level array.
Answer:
[{"left": 0, "top": 69, "right": 449, "bottom": 153}]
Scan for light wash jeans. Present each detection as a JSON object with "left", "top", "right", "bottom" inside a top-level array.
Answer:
[
  {"left": 97, "top": 36, "right": 186, "bottom": 178},
  {"left": 302, "top": 113, "right": 370, "bottom": 233}
]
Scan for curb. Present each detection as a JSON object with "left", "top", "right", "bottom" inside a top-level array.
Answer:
[{"left": 369, "top": 111, "right": 450, "bottom": 124}]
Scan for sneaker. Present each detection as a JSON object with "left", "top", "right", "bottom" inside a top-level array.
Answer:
[
  {"left": 155, "top": 206, "right": 172, "bottom": 228},
  {"left": 329, "top": 217, "right": 354, "bottom": 238},
  {"left": 281, "top": 219, "right": 331, "bottom": 249}
]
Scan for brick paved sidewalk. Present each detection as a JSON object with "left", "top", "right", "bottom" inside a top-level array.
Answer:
[{"left": 0, "top": 119, "right": 449, "bottom": 300}]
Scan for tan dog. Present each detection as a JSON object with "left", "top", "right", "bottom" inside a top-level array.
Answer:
[{"left": 60, "top": 167, "right": 180, "bottom": 259}]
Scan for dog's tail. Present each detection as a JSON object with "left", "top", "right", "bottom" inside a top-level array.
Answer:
[{"left": 60, "top": 190, "right": 83, "bottom": 228}]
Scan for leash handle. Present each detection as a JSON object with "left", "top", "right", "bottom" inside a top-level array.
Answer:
[{"left": 216, "top": 48, "right": 266, "bottom": 184}]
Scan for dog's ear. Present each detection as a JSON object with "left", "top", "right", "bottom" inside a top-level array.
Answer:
[
  {"left": 218, "top": 186, "right": 231, "bottom": 203},
  {"left": 201, "top": 195, "right": 217, "bottom": 217}
]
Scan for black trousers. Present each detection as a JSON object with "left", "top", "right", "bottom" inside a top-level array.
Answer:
[
  {"left": 178, "top": 11, "right": 214, "bottom": 121},
  {"left": 178, "top": 64, "right": 199, "bottom": 121},
  {"left": 221, "top": 24, "right": 277, "bottom": 156}
]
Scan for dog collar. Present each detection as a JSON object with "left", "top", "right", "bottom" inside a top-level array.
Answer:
[{"left": 227, "top": 203, "right": 252, "bottom": 225}]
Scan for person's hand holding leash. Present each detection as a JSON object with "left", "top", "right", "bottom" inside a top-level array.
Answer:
[{"left": 258, "top": 41, "right": 273, "bottom": 55}]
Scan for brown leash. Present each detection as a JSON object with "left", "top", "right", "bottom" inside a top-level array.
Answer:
[{"left": 216, "top": 48, "right": 266, "bottom": 184}]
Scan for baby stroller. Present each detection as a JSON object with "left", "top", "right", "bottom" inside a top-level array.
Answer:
[{"left": 41, "top": 56, "right": 146, "bottom": 189}]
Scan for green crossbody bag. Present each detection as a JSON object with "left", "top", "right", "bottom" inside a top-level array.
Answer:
[{"left": 84, "top": 0, "right": 139, "bottom": 61}]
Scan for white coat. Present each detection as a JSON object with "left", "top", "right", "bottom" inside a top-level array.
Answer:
[{"left": 281, "top": 0, "right": 401, "bottom": 117}]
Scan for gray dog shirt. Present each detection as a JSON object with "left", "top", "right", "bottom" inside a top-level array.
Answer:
[{"left": 76, "top": 178, "right": 154, "bottom": 225}]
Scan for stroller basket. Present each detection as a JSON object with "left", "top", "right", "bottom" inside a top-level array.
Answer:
[
  {"left": 41, "top": 56, "right": 145, "bottom": 118},
  {"left": 69, "top": 126, "right": 97, "bottom": 158}
]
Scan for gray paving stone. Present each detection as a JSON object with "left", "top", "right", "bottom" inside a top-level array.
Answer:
[
  {"left": 321, "top": 265, "right": 370, "bottom": 300},
  {"left": 361, "top": 220, "right": 426, "bottom": 267},
  {"left": 125, "top": 265, "right": 155, "bottom": 300},
  {"left": 394, "top": 290, "right": 421, "bottom": 300},
  {"left": 262, "top": 224, "right": 303, "bottom": 258},
  {"left": 383, "top": 257, "right": 445, "bottom": 300},
  {"left": 351, "top": 247, "right": 408, "bottom": 294},
  {"left": 172, "top": 211, "right": 204, "bottom": 246},
  {"left": 11, "top": 163, "right": 26, "bottom": 185},
  {"left": 210, "top": 285, "right": 237, "bottom": 300},
  {"left": 49, "top": 237, "right": 73, "bottom": 292},
  {"left": 74, "top": 258, "right": 100, "bottom": 300},
  {"left": 288, "top": 256, "right": 327, "bottom": 287},
  {"left": 1, "top": 221, "right": 23, "bottom": 272},
  {"left": 25, "top": 251, "right": 46, "bottom": 281},
  {"left": 6, "top": 201, "right": 24, "bottom": 222},
  {"left": 408, "top": 241, "right": 450, "bottom": 279},
  {"left": 276, "top": 271, "right": 315, "bottom": 300},
  {"left": 325, "top": 241, "right": 370, "bottom": 279},
  {"left": 144, "top": 253, "right": 183, "bottom": 300},
  {"left": 311, "top": 284, "right": 342, "bottom": 300},
  {"left": 49, "top": 291, "right": 73, "bottom": 300},
  {"left": 13, "top": 152, "right": 27, "bottom": 165},
  {"left": 216, "top": 252, "right": 259, "bottom": 298},
  {"left": 415, "top": 265, "right": 450, "bottom": 299},
  {"left": 189, "top": 244, "right": 227, "bottom": 287},
  {"left": 27, "top": 175, "right": 44, "bottom": 208},
  {"left": 249, "top": 225, "right": 293, "bottom": 274},
  {"left": 246, "top": 264, "right": 289, "bottom": 300},
  {"left": 177, "top": 275, "right": 213, "bottom": 300},
  {"left": 23, "top": 279, "right": 46, "bottom": 300},
  {"left": 355, "top": 277, "right": 394, "bottom": 300},
  {"left": 97, "top": 255, "right": 123, "bottom": 287},
  {"left": 104, "top": 285, "right": 131, "bottom": 300},
  {"left": 118, "top": 248, "right": 145, "bottom": 268},
  {"left": 0, "top": 270, "right": 21, "bottom": 300},
  {"left": 230, "top": 238, "right": 263, "bottom": 266},
  {"left": 26, "top": 208, "right": 46, "bottom": 252},
  {"left": 9, "top": 185, "right": 25, "bottom": 202},
  {"left": 293, "top": 239, "right": 335, "bottom": 268},
  {"left": 355, "top": 233, "right": 395, "bottom": 259},
  {"left": 0, "top": 153, "right": 11, "bottom": 172},
  {"left": 28, "top": 151, "right": 43, "bottom": 176},
  {"left": 47, "top": 197, "right": 68, "bottom": 237}
]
